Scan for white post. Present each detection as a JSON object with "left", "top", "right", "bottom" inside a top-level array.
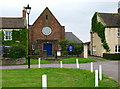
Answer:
[
  {"left": 60, "top": 61, "right": 63, "bottom": 68},
  {"left": 38, "top": 58, "right": 41, "bottom": 68},
  {"left": 91, "top": 62, "right": 93, "bottom": 72},
  {"left": 76, "top": 59, "right": 79, "bottom": 69},
  {"left": 42, "top": 74, "right": 47, "bottom": 89},
  {"left": 84, "top": 44, "right": 88, "bottom": 58},
  {"left": 99, "top": 65, "right": 102, "bottom": 80},
  {"left": 95, "top": 69, "right": 98, "bottom": 87}
]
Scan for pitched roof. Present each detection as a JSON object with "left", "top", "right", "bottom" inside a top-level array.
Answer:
[
  {"left": 98, "top": 13, "right": 120, "bottom": 27},
  {"left": 32, "top": 7, "right": 62, "bottom": 27},
  {"left": 65, "top": 32, "right": 83, "bottom": 43},
  {"left": 0, "top": 17, "right": 25, "bottom": 29}
]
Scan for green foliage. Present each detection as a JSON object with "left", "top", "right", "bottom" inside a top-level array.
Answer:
[
  {"left": 92, "top": 12, "right": 110, "bottom": 51},
  {"left": 8, "top": 45, "right": 26, "bottom": 58},
  {"left": 12, "top": 30, "right": 20, "bottom": 41},
  {"left": 0, "top": 31, "right": 2, "bottom": 45},
  {"left": 58, "top": 40, "right": 83, "bottom": 55},
  {"left": 103, "top": 41, "right": 110, "bottom": 52},
  {"left": 57, "top": 40, "right": 69, "bottom": 51},
  {"left": 74, "top": 44, "right": 83, "bottom": 56},
  {"left": 0, "top": 30, "right": 4, "bottom": 43},
  {"left": 103, "top": 53, "right": 120, "bottom": 60},
  {"left": 2, "top": 29, "right": 28, "bottom": 57},
  {"left": 62, "top": 50, "right": 69, "bottom": 55},
  {"left": 33, "top": 50, "right": 40, "bottom": 55}
]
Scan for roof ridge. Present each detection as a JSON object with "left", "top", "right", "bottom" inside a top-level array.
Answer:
[
  {"left": 97, "top": 12, "right": 118, "bottom": 15},
  {"left": 0, "top": 17, "right": 23, "bottom": 19}
]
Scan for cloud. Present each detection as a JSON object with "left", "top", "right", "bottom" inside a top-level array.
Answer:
[{"left": 0, "top": 0, "right": 118, "bottom": 42}]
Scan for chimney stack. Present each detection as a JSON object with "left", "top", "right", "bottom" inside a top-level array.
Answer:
[
  {"left": 118, "top": 8, "right": 120, "bottom": 13},
  {"left": 118, "top": 1, "right": 120, "bottom": 13},
  {"left": 22, "top": 7, "right": 26, "bottom": 19}
]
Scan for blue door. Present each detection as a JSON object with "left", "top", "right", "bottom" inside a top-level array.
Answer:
[{"left": 43, "top": 44, "right": 52, "bottom": 55}]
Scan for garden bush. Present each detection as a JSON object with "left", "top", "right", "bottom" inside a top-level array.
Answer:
[
  {"left": 103, "top": 53, "right": 120, "bottom": 60},
  {"left": 8, "top": 45, "right": 26, "bottom": 58},
  {"left": 33, "top": 50, "right": 40, "bottom": 55},
  {"left": 62, "top": 51, "right": 69, "bottom": 55}
]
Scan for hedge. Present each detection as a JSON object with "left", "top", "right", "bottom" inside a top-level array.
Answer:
[
  {"left": 8, "top": 45, "right": 26, "bottom": 59},
  {"left": 103, "top": 53, "right": 120, "bottom": 60}
]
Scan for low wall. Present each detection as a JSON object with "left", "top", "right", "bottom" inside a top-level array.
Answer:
[{"left": 0, "top": 58, "right": 26, "bottom": 65}]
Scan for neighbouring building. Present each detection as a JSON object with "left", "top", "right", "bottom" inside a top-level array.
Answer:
[
  {"left": 29, "top": 7, "right": 82, "bottom": 56},
  {"left": 0, "top": 8, "right": 27, "bottom": 57},
  {"left": 90, "top": 2, "right": 120, "bottom": 57}
]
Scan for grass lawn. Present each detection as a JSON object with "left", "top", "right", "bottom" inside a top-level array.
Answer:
[
  {"left": 25, "top": 58, "right": 96, "bottom": 65},
  {"left": 2, "top": 68, "right": 119, "bottom": 87},
  {"left": 25, "top": 59, "right": 52, "bottom": 65},
  {"left": 59, "top": 58, "right": 96, "bottom": 64}
]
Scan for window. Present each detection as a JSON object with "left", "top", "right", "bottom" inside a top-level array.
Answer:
[
  {"left": 46, "top": 15, "right": 48, "bottom": 20},
  {"left": 93, "top": 46, "right": 96, "bottom": 51},
  {"left": 4, "top": 31, "right": 12, "bottom": 40},
  {"left": 115, "top": 45, "right": 120, "bottom": 53},
  {"left": 32, "top": 44, "right": 35, "bottom": 50},
  {"left": 118, "top": 28, "right": 120, "bottom": 37}
]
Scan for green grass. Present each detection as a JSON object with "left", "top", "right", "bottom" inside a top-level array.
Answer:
[
  {"left": 58, "top": 58, "right": 96, "bottom": 64},
  {"left": 2, "top": 68, "right": 119, "bottom": 87},
  {"left": 26, "top": 59, "right": 52, "bottom": 65}
]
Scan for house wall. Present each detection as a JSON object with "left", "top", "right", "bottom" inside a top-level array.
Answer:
[
  {"left": 92, "top": 32, "right": 105, "bottom": 57},
  {"left": 90, "top": 14, "right": 106, "bottom": 57},
  {"left": 91, "top": 27, "right": 120, "bottom": 57},
  {"left": 90, "top": 13, "right": 120, "bottom": 57},
  {"left": 105, "top": 28, "right": 119, "bottom": 53}
]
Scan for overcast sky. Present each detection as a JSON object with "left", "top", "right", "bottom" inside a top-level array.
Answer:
[{"left": 0, "top": 0, "right": 119, "bottom": 42}]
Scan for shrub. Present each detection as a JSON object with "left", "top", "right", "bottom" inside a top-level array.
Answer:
[
  {"left": 33, "top": 50, "right": 40, "bottom": 55},
  {"left": 58, "top": 40, "right": 69, "bottom": 51},
  {"left": 62, "top": 51, "right": 69, "bottom": 55},
  {"left": 103, "top": 53, "right": 120, "bottom": 60},
  {"left": 74, "top": 44, "right": 83, "bottom": 56},
  {"left": 8, "top": 45, "right": 26, "bottom": 58}
]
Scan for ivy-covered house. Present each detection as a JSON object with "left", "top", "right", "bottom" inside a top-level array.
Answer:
[
  {"left": 0, "top": 8, "right": 27, "bottom": 58},
  {"left": 90, "top": 4, "right": 120, "bottom": 57}
]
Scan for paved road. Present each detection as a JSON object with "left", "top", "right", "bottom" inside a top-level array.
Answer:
[{"left": 1, "top": 61, "right": 119, "bottom": 83}]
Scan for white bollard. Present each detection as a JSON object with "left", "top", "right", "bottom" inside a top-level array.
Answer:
[
  {"left": 91, "top": 62, "right": 93, "bottom": 72},
  {"left": 42, "top": 74, "right": 47, "bottom": 89},
  {"left": 60, "top": 61, "right": 63, "bottom": 68},
  {"left": 95, "top": 69, "right": 98, "bottom": 87},
  {"left": 99, "top": 65, "right": 102, "bottom": 80},
  {"left": 76, "top": 59, "right": 79, "bottom": 69},
  {"left": 38, "top": 58, "right": 41, "bottom": 68}
]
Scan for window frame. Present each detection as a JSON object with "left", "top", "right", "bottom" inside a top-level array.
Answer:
[
  {"left": 32, "top": 44, "right": 35, "bottom": 50},
  {"left": 118, "top": 28, "right": 120, "bottom": 37},
  {"left": 115, "top": 45, "right": 120, "bottom": 53},
  {"left": 93, "top": 46, "right": 96, "bottom": 51},
  {"left": 4, "top": 31, "right": 12, "bottom": 41}
]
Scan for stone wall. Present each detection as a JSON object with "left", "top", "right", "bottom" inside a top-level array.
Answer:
[{"left": 0, "top": 58, "right": 26, "bottom": 65}]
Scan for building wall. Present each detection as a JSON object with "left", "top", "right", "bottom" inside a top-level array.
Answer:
[
  {"left": 92, "top": 32, "right": 105, "bottom": 57},
  {"left": 29, "top": 8, "right": 65, "bottom": 55},
  {"left": 91, "top": 27, "right": 120, "bottom": 57},
  {"left": 90, "top": 13, "right": 120, "bottom": 57},
  {"left": 105, "top": 28, "right": 119, "bottom": 53}
]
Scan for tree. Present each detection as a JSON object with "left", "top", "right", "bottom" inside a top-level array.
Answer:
[
  {"left": 74, "top": 44, "right": 83, "bottom": 56},
  {"left": 57, "top": 40, "right": 69, "bottom": 51}
]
